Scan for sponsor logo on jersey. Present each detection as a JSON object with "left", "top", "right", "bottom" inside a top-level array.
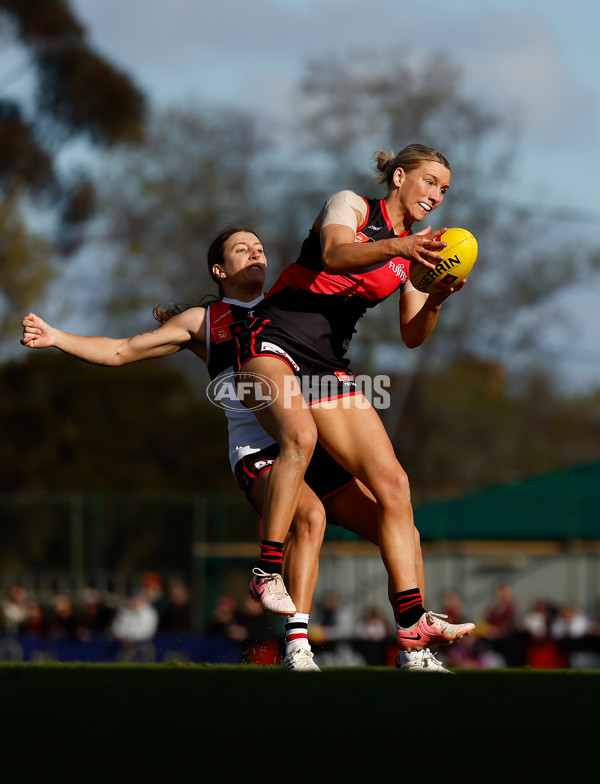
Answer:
[
  {"left": 334, "top": 370, "right": 355, "bottom": 382},
  {"left": 388, "top": 259, "right": 409, "bottom": 280},
  {"left": 211, "top": 306, "right": 233, "bottom": 325},
  {"left": 214, "top": 326, "right": 231, "bottom": 342},
  {"left": 212, "top": 320, "right": 247, "bottom": 343}
]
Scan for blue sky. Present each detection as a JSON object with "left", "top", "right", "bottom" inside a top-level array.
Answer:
[
  {"left": 67, "top": 0, "right": 599, "bottom": 215},
  {"left": 70, "top": 0, "right": 600, "bottom": 391},
  {"left": 4, "top": 0, "right": 599, "bottom": 388}
]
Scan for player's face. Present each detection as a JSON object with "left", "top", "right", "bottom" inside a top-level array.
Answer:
[
  {"left": 396, "top": 161, "right": 451, "bottom": 224},
  {"left": 220, "top": 232, "right": 267, "bottom": 285}
]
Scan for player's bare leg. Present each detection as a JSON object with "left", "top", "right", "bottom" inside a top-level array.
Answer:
[
  {"left": 242, "top": 357, "right": 317, "bottom": 616},
  {"left": 324, "top": 478, "right": 453, "bottom": 672},
  {"left": 251, "top": 472, "right": 322, "bottom": 670},
  {"left": 312, "top": 397, "right": 474, "bottom": 654}
]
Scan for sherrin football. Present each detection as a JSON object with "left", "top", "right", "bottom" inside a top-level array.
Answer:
[{"left": 409, "top": 227, "right": 478, "bottom": 294}]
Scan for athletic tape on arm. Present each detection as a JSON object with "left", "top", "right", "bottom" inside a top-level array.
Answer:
[{"left": 321, "top": 190, "right": 366, "bottom": 230}]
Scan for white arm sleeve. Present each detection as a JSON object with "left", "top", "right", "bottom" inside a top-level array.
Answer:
[{"left": 321, "top": 190, "right": 367, "bottom": 230}]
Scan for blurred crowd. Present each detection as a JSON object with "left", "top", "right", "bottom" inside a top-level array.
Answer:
[
  {"left": 206, "top": 580, "right": 600, "bottom": 669},
  {"left": 448, "top": 580, "right": 600, "bottom": 670},
  {"left": 0, "top": 571, "right": 192, "bottom": 645},
  {"left": 3, "top": 574, "right": 600, "bottom": 667}
]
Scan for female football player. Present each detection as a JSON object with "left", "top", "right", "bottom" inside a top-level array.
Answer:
[
  {"left": 235, "top": 143, "right": 475, "bottom": 653},
  {"left": 22, "top": 225, "right": 452, "bottom": 672}
]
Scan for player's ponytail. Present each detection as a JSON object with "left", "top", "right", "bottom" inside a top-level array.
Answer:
[{"left": 372, "top": 144, "right": 451, "bottom": 186}]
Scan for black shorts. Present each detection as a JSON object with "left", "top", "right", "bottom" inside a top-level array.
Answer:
[
  {"left": 234, "top": 441, "right": 355, "bottom": 511},
  {"left": 235, "top": 317, "right": 362, "bottom": 405}
]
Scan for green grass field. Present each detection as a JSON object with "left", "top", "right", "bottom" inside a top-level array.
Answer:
[{"left": 2, "top": 663, "right": 597, "bottom": 781}]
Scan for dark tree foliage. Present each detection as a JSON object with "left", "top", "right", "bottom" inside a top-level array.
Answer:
[
  {"left": 4, "top": 351, "right": 600, "bottom": 502},
  {"left": 90, "top": 107, "right": 271, "bottom": 331},
  {"left": 0, "top": 0, "right": 145, "bottom": 162},
  {"left": 0, "top": 352, "right": 234, "bottom": 494},
  {"left": 0, "top": 0, "right": 147, "bottom": 341},
  {"left": 0, "top": 101, "right": 54, "bottom": 194},
  {"left": 393, "top": 359, "right": 600, "bottom": 502}
]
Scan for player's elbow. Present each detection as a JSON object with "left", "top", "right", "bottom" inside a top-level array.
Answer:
[
  {"left": 110, "top": 348, "right": 130, "bottom": 366},
  {"left": 404, "top": 338, "right": 423, "bottom": 350},
  {"left": 401, "top": 330, "right": 427, "bottom": 350},
  {"left": 321, "top": 250, "right": 339, "bottom": 273}
]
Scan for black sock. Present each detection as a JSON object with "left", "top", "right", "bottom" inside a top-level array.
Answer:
[
  {"left": 258, "top": 540, "right": 285, "bottom": 574},
  {"left": 393, "top": 588, "right": 425, "bottom": 628}
]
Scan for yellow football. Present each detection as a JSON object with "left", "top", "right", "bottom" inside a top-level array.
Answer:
[{"left": 409, "top": 227, "right": 478, "bottom": 294}]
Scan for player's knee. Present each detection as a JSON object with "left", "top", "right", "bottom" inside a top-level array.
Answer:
[
  {"left": 376, "top": 464, "right": 412, "bottom": 509},
  {"left": 280, "top": 425, "right": 317, "bottom": 469},
  {"left": 293, "top": 503, "right": 327, "bottom": 545}
]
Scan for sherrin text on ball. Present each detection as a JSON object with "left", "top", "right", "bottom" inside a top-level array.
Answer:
[{"left": 409, "top": 227, "right": 478, "bottom": 294}]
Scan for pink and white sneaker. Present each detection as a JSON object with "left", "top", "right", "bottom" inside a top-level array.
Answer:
[
  {"left": 250, "top": 568, "right": 297, "bottom": 616},
  {"left": 397, "top": 611, "right": 475, "bottom": 650}
]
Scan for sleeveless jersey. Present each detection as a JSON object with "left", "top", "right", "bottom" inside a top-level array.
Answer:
[
  {"left": 260, "top": 195, "right": 411, "bottom": 360},
  {"left": 206, "top": 295, "right": 275, "bottom": 470}
]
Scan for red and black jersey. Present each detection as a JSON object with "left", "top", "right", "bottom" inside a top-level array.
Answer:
[
  {"left": 206, "top": 296, "right": 264, "bottom": 379},
  {"left": 205, "top": 295, "right": 276, "bottom": 471},
  {"left": 259, "top": 196, "right": 411, "bottom": 360}
]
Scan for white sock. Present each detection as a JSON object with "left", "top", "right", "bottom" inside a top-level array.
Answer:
[{"left": 285, "top": 612, "right": 310, "bottom": 655}]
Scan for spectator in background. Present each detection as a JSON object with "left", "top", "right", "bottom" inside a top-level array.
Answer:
[
  {"left": 312, "top": 592, "right": 355, "bottom": 642},
  {"left": 484, "top": 581, "right": 518, "bottom": 637},
  {"left": 1, "top": 585, "right": 28, "bottom": 634},
  {"left": 111, "top": 590, "right": 159, "bottom": 644},
  {"left": 355, "top": 608, "right": 392, "bottom": 642},
  {"left": 482, "top": 580, "right": 524, "bottom": 667},
  {"left": 142, "top": 572, "right": 168, "bottom": 615},
  {"left": 521, "top": 597, "right": 566, "bottom": 668},
  {"left": 236, "top": 594, "right": 282, "bottom": 664},
  {"left": 550, "top": 602, "right": 591, "bottom": 640},
  {"left": 77, "top": 588, "right": 115, "bottom": 641},
  {"left": 206, "top": 594, "right": 281, "bottom": 664},
  {"left": 21, "top": 600, "right": 46, "bottom": 638},
  {"left": 354, "top": 607, "right": 394, "bottom": 666},
  {"left": 440, "top": 588, "right": 467, "bottom": 625},
  {"left": 158, "top": 580, "right": 192, "bottom": 634},
  {"left": 206, "top": 595, "right": 247, "bottom": 641},
  {"left": 45, "top": 594, "right": 79, "bottom": 641}
]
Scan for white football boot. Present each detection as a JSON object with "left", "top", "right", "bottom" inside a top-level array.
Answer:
[
  {"left": 282, "top": 647, "right": 321, "bottom": 672},
  {"left": 395, "top": 648, "right": 454, "bottom": 674}
]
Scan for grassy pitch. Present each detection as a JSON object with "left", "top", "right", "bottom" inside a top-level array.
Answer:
[{"left": 1, "top": 663, "right": 598, "bottom": 781}]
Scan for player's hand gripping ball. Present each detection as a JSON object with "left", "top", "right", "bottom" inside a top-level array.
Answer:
[{"left": 409, "top": 227, "right": 478, "bottom": 294}]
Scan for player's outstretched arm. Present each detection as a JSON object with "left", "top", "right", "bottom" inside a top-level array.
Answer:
[{"left": 21, "top": 308, "right": 208, "bottom": 366}]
